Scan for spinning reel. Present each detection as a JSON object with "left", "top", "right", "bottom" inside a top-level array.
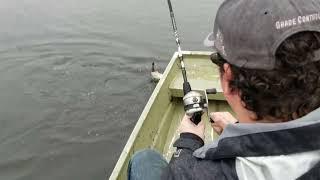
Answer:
[{"left": 183, "top": 89, "right": 217, "bottom": 124}]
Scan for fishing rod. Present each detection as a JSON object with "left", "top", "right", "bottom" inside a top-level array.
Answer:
[
  {"left": 167, "top": 0, "right": 190, "bottom": 94},
  {"left": 166, "top": 0, "right": 206, "bottom": 125}
]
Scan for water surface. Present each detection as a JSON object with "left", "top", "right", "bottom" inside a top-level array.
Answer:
[{"left": 0, "top": 0, "right": 222, "bottom": 179}]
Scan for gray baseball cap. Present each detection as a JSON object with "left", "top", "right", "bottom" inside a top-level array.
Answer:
[{"left": 204, "top": 0, "right": 320, "bottom": 70}]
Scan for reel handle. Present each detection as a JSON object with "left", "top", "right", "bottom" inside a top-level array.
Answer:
[
  {"left": 205, "top": 88, "right": 217, "bottom": 123},
  {"left": 206, "top": 88, "right": 217, "bottom": 95}
]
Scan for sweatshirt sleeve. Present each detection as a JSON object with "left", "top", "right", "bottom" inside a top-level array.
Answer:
[{"left": 161, "top": 133, "right": 204, "bottom": 180}]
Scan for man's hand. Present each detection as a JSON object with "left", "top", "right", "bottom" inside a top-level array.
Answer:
[
  {"left": 210, "top": 112, "right": 238, "bottom": 135},
  {"left": 179, "top": 114, "right": 205, "bottom": 140}
]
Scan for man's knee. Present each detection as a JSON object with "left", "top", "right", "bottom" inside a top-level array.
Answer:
[{"left": 130, "top": 149, "right": 166, "bottom": 167}]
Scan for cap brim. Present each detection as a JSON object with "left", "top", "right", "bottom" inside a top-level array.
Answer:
[{"left": 203, "top": 32, "right": 215, "bottom": 47}]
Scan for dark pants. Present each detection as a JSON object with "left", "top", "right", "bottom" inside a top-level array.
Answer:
[{"left": 128, "top": 149, "right": 168, "bottom": 180}]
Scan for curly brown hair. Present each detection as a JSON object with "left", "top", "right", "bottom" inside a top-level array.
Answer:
[{"left": 211, "top": 31, "right": 320, "bottom": 121}]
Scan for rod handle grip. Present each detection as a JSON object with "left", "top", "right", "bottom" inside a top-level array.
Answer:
[
  {"left": 191, "top": 112, "right": 203, "bottom": 125},
  {"left": 183, "top": 82, "right": 192, "bottom": 95}
]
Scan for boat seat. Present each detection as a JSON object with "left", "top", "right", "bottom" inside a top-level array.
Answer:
[{"left": 168, "top": 60, "right": 225, "bottom": 101}]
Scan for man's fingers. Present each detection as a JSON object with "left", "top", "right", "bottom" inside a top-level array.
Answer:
[
  {"left": 183, "top": 114, "right": 204, "bottom": 126},
  {"left": 211, "top": 123, "right": 223, "bottom": 135},
  {"left": 210, "top": 112, "right": 238, "bottom": 134},
  {"left": 179, "top": 114, "right": 205, "bottom": 140},
  {"left": 210, "top": 112, "right": 227, "bottom": 128}
]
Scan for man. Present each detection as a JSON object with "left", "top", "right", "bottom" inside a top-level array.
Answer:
[
  {"left": 129, "top": 0, "right": 320, "bottom": 179},
  {"left": 162, "top": 0, "right": 320, "bottom": 179}
]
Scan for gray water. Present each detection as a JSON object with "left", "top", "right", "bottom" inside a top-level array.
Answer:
[{"left": 0, "top": 0, "right": 222, "bottom": 179}]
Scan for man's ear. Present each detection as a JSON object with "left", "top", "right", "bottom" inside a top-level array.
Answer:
[{"left": 221, "top": 63, "right": 234, "bottom": 96}]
